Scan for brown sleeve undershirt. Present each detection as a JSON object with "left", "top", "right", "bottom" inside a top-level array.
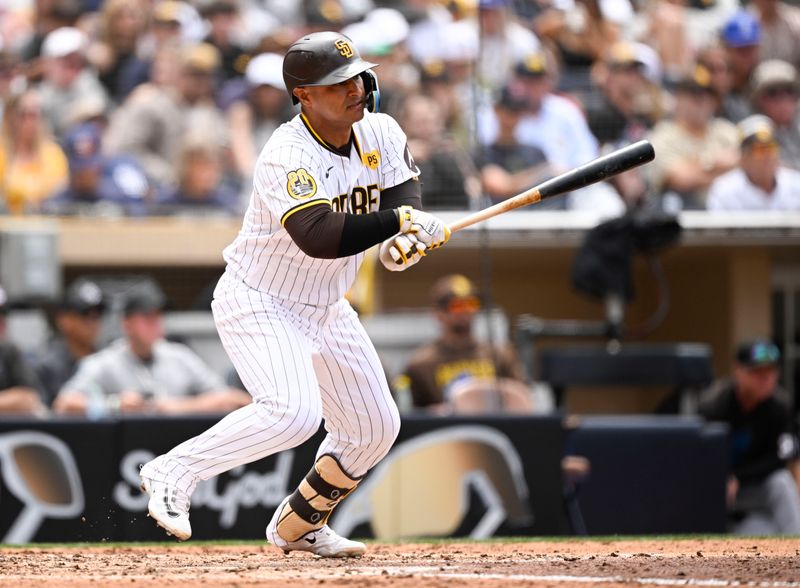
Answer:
[{"left": 284, "top": 178, "right": 422, "bottom": 259}]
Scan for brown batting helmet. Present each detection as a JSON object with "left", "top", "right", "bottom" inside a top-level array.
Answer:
[{"left": 282, "top": 31, "right": 380, "bottom": 112}]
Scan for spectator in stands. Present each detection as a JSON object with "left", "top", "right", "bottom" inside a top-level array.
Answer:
[
  {"left": 33, "top": 278, "right": 106, "bottom": 407},
  {"left": 546, "top": 0, "right": 624, "bottom": 95},
  {"left": 227, "top": 52, "right": 291, "bottom": 182},
  {"left": 419, "top": 60, "right": 469, "bottom": 147},
  {"left": 586, "top": 42, "right": 653, "bottom": 149},
  {"left": 399, "top": 275, "right": 530, "bottom": 414},
  {"left": 400, "top": 93, "right": 480, "bottom": 209},
  {"left": 37, "top": 26, "right": 109, "bottom": 139},
  {"left": 648, "top": 64, "right": 739, "bottom": 211},
  {"left": 0, "top": 50, "right": 21, "bottom": 121},
  {"left": 473, "top": 0, "right": 541, "bottom": 92},
  {"left": 700, "top": 340, "right": 800, "bottom": 535},
  {"left": 405, "top": 0, "right": 456, "bottom": 66},
  {"left": 16, "top": 0, "right": 84, "bottom": 62},
  {"left": 141, "top": 1, "right": 188, "bottom": 59},
  {"left": 480, "top": 52, "right": 599, "bottom": 174},
  {"left": 479, "top": 85, "right": 555, "bottom": 206},
  {"left": 151, "top": 141, "right": 240, "bottom": 216},
  {"left": 751, "top": 60, "right": 800, "bottom": 170},
  {"left": 719, "top": 10, "right": 761, "bottom": 123},
  {"left": 749, "top": 0, "right": 800, "bottom": 69},
  {"left": 645, "top": 0, "right": 692, "bottom": 86},
  {"left": 585, "top": 42, "right": 659, "bottom": 206},
  {"left": 0, "top": 87, "right": 68, "bottom": 214},
  {"left": 341, "top": 8, "right": 417, "bottom": 119},
  {"left": 42, "top": 122, "right": 150, "bottom": 216},
  {"left": 200, "top": 0, "right": 248, "bottom": 83},
  {"left": 53, "top": 281, "right": 250, "bottom": 416},
  {"left": 708, "top": 115, "right": 800, "bottom": 211},
  {"left": 0, "top": 285, "right": 46, "bottom": 416},
  {"left": 696, "top": 43, "right": 733, "bottom": 118},
  {"left": 88, "top": 0, "right": 150, "bottom": 104},
  {"left": 105, "top": 41, "right": 228, "bottom": 187}
]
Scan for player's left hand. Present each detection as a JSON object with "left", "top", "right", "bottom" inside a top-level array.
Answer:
[
  {"left": 396, "top": 205, "right": 451, "bottom": 249},
  {"left": 379, "top": 233, "right": 426, "bottom": 271}
]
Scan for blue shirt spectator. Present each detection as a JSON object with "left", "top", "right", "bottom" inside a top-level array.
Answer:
[
  {"left": 42, "top": 122, "right": 150, "bottom": 216},
  {"left": 150, "top": 142, "right": 240, "bottom": 217}
]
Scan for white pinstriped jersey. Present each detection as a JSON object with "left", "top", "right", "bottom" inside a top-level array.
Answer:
[{"left": 222, "top": 110, "right": 419, "bottom": 306}]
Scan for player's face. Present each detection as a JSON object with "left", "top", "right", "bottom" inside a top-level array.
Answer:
[{"left": 305, "top": 75, "right": 366, "bottom": 125}]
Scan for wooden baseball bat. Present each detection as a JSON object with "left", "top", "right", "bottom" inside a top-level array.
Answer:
[{"left": 448, "top": 140, "right": 656, "bottom": 233}]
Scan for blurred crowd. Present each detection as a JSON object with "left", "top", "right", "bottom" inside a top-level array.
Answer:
[{"left": 0, "top": 0, "right": 799, "bottom": 215}]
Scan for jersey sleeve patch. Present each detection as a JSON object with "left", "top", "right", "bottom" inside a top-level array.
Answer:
[
  {"left": 403, "top": 143, "right": 420, "bottom": 174},
  {"left": 286, "top": 168, "right": 318, "bottom": 200}
]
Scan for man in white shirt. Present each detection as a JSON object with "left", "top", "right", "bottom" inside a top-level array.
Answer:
[
  {"left": 708, "top": 114, "right": 800, "bottom": 211},
  {"left": 54, "top": 282, "right": 250, "bottom": 416},
  {"left": 478, "top": 52, "right": 599, "bottom": 172}
]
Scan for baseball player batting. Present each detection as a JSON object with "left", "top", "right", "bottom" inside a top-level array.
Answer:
[{"left": 139, "top": 32, "right": 449, "bottom": 557}]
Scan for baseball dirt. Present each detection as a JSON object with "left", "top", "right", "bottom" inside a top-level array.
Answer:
[{"left": 1, "top": 537, "right": 797, "bottom": 587}]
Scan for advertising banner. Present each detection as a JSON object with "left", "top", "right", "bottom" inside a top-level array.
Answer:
[{"left": 0, "top": 415, "right": 565, "bottom": 542}]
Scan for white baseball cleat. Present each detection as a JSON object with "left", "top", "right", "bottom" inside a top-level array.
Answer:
[
  {"left": 140, "top": 476, "right": 192, "bottom": 541},
  {"left": 266, "top": 499, "right": 365, "bottom": 557}
]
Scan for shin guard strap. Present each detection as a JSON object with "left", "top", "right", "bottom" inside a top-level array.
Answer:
[
  {"left": 306, "top": 468, "right": 348, "bottom": 501},
  {"left": 275, "top": 455, "right": 361, "bottom": 543},
  {"left": 288, "top": 491, "right": 326, "bottom": 525}
]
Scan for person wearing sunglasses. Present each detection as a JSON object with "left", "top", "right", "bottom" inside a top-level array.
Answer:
[
  {"left": 707, "top": 114, "right": 800, "bottom": 210},
  {"left": 400, "top": 274, "right": 530, "bottom": 414},
  {"left": 699, "top": 340, "right": 800, "bottom": 535}
]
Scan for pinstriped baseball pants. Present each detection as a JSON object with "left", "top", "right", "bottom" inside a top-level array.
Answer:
[{"left": 141, "top": 271, "right": 400, "bottom": 496}]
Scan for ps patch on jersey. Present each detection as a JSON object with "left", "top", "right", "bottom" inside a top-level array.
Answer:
[
  {"left": 363, "top": 150, "right": 380, "bottom": 169},
  {"left": 286, "top": 168, "right": 318, "bottom": 200}
]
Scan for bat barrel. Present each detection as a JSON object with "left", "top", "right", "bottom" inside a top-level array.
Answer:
[
  {"left": 537, "top": 140, "right": 655, "bottom": 200},
  {"left": 447, "top": 140, "right": 656, "bottom": 234}
]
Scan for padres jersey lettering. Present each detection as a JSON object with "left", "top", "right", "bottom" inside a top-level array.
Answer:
[{"left": 223, "top": 111, "right": 418, "bottom": 306}]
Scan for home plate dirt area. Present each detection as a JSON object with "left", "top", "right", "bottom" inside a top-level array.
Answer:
[{"left": 1, "top": 538, "right": 798, "bottom": 587}]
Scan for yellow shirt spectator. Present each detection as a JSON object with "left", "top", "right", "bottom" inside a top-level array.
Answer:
[
  {"left": 0, "top": 89, "right": 68, "bottom": 214},
  {"left": 0, "top": 141, "right": 68, "bottom": 213}
]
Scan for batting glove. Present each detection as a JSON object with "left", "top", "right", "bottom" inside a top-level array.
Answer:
[
  {"left": 396, "top": 205, "right": 451, "bottom": 249},
  {"left": 379, "top": 233, "right": 427, "bottom": 272}
]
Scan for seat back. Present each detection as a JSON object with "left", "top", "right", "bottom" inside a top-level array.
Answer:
[{"left": 449, "top": 379, "right": 534, "bottom": 415}]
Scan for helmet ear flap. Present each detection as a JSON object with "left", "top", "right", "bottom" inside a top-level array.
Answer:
[{"left": 361, "top": 70, "right": 380, "bottom": 113}]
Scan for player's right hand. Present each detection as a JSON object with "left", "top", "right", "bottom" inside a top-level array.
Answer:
[
  {"left": 379, "top": 233, "right": 427, "bottom": 272},
  {"left": 396, "top": 205, "right": 451, "bottom": 249}
]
